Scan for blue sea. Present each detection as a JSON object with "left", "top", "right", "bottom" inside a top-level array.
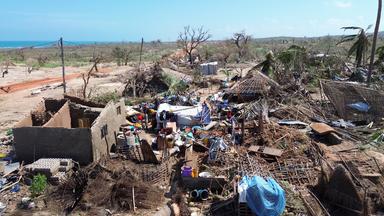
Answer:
[{"left": 0, "top": 41, "right": 113, "bottom": 49}]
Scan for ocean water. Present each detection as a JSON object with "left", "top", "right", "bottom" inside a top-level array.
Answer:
[{"left": 0, "top": 41, "right": 111, "bottom": 49}]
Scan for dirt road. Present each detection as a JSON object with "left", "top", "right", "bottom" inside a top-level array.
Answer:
[{"left": 0, "top": 73, "right": 81, "bottom": 94}]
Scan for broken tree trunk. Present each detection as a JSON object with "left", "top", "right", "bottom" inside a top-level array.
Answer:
[
  {"left": 258, "top": 110, "right": 264, "bottom": 134},
  {"left": 241, "top": 118, "right": 245, "bottom": 145}
]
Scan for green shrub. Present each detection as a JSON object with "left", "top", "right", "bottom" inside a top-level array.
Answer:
[
  {"left": 30, "top": 174, "right": 47, "bottom": 198},
  {"left": 90, "top": 91, "right": 120, "bottom": 104}
]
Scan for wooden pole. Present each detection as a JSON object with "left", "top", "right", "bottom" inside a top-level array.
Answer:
[
  {"left": 368, "top": 0, "right": 382, "bottom": 86},
  {"left": 241, "top": 118, "right": 245, "bottom": 145},
  {"left": 258, "top": 110, "right": 264, "bottom": 134},
  {"left": 138, "top": 37, "right": 144, "bottom": 70},
  {"left": 59, "top": 37, "right": 66, "bottom": 93}
]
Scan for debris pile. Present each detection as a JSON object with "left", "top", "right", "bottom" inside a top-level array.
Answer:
[{"left": 48, "top": 158, "right": 165, "bottom": 214}]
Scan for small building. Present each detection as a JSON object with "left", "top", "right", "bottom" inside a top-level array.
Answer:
[
  {"left": 13, "top": 97, "right": 126, "bottom": 165},
  {"left": 200, "top": 62, "right": 218, "bottom": 75}
]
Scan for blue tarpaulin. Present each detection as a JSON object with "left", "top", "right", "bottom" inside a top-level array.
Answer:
[
  {"left": 239, "top": 176, "right": 285, "bottom": 216},
  {"left": 347, "top": 102, "right": 370, "bottom": 112}
]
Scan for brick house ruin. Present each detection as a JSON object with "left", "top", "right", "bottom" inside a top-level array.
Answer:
[{"left": 13, "top": 98, "right": 126, "bottom": 165}]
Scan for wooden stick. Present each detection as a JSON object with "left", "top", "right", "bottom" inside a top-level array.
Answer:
[
  {"left": 274, "top": 133, "right": 289, "bottom": 144},
  {"left": 132, "top": 186, "right": 136, "bottom": 212}
]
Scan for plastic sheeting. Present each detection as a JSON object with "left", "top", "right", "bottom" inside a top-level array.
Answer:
[
  {"left": 347, "top": 102, "right": 370, "bottom": 112},
  {"left": 197, "top": 103, "right": 211, "bottom": 125},
  {"left": 156, "top": 103, "right": 202, "bottom": 127},
  {"left": 238, "top": 176, "right": 285, "bottom": 216},
  {"left": 208, "top": 138, "right": 227, "bottom": 162}
]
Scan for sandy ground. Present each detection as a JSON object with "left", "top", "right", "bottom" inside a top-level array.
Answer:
[
  {"left": 0, "top": 65, "right": 91, "bottom": 86},
  {"left": 0, "top": 64, "right": 128, "bottom": 136}
]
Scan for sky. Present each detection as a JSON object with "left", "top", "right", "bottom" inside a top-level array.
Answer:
[{"left": 0, "top": 0, "right": 379, "bottom": 41}]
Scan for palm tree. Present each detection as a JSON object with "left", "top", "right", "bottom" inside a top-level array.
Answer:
[
  {"left": 367, "top": 0, "right": 382, "bottom": 86},
  {"left": 255, "top": 51, "right": 275, "bottom": 76},
  {"left": 277, "top": 45, "right": 308, "bottom": 73},
  {"left": 338, "top": 26, "right": 371, "bottom": 68},
  {"left": 375, "top": 45, "right": 384, "bottom": 64}
]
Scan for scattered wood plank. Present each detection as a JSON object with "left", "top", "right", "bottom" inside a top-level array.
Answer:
[
  {"left": 310, "top": 123, "right": 336, "bottom": 135},
  {"left": 185, "top": 146, "right": 199, "bottom": 173},
  {"left": 311, "top": 123, "right": 342, "bottom": 144},
  {"left": 248, "top": 145, "right": 260, "bottom": 153},
  {"left": 140, "top": 140, "right": 159, "bottom": 164},
  {"left": 248, "top": 146, "right": 283, "bottom": 157}
]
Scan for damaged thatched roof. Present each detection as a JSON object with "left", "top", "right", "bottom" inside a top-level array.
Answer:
[
  {"left": 226, "top": 69, "right": 281, "bottom": 102},
  {"left": 228, "top": 68, "right": 280, "bottom": 94}
]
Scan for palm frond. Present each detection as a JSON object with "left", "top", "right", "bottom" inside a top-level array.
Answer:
[
  {"left": 348, "top": 41, "right": 360, "bottom": 56},
  {"left": 341, "top": 26, "right": 363, "bottom": 30},
  {"left": 337, "top": 35, "right": 357, "bottom": 45}
]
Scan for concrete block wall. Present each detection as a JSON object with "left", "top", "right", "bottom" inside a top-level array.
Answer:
[
  {"left": 91, "top": 99, "right": 126, "bottom": 161},
  {"left": 13, "top": 127, "right": 93, "bottom": 165},
  {"left": 25, "top": 158, "right": 74, "bottom": 183},
  {"left": 44, "top": 102, "right": 71, "bottom": 128}
]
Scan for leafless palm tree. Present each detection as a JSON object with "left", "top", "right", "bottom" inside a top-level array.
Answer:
[{"left": 367, "top": 0, "right": 382, "bottom": 86}]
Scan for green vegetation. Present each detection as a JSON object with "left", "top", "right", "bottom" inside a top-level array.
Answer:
[
  {"left": 221, "top": 69, "right": 233, "bottom": 81},
  {"left": 0, "top": 42, "right": 178, "bottom": 69},
  {"left": 30, "top": 174, "right": 47, "bottom": 198},
  {"left": 255, "top": 51, "right": 275, "bottom": 75},
  {"left": 1, "top": 28, "right": 384, "bottom": 90},
  {"left": 161, "top": 73, "right": 188, "bottom": 94},
  {"left": 90, "top": 91, "right": 120, "bottom": 104}
]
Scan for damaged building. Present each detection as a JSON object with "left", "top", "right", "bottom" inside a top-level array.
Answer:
[
  {"left": 225, "top": 69, "right": 281, "bottom": 102},
  {"left": 322, "top": 80, "right": 384, "bottom": 124},
  {"left": 12, "top": 97, "right": 126, "bottom": 165}
]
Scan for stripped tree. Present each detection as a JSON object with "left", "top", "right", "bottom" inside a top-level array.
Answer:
[
  {"left": 112, "top": 46, "right": 134, "bottom": 66},
  {"left": 82, "top": 54, "right": 102, "bottom": 98},
  {"left": 232, "top": 31, "right": 252, "bottom": 63},
  {"left": 178, "top": 26, "right": 211, "bottom": 66}
]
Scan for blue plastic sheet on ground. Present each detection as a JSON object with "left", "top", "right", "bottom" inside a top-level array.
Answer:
[
  {"left": 347, "top": 102, "right": 370, "bottom": 112},
  {"left": 239, "top": 176, "right": 285, "bottom": 216},
  {"left": 10, "top": 183, "right": 20, "bottom": 193}
]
